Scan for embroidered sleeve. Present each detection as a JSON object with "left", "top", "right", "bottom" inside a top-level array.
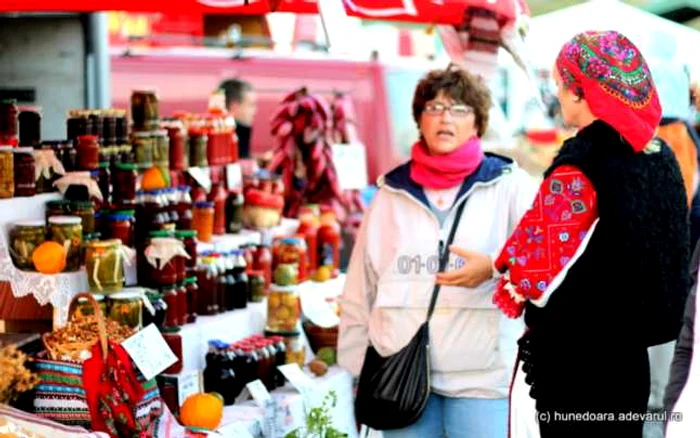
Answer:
[{"left": 493, "top": 165, "right": 598, "bottom": 318}]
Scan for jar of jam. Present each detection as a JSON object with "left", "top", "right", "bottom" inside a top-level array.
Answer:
[
  {"left": 85, "top": 239, "right": 124, "bottom": 293},
  {"left": 105, "top": 211, "right": 135, "bottom": 247},
  {"left": 0, "top": 146, "right": 14, "bottom": 198},
  {"left": 193, "top": 201, "right": 215, "bottom": 243},
  {"left": 8, "top": 221, "right": 45, "bottom": 271},
  {"left": 152, "top": 130, "right": 170, "bottom": 169},
  {"left": 175, "top": 230, "right": 197, "bottom": 268},
  {"left": 190, "top": 130, "right": 208, "bottom": 167},
  {"left": 56, "top": 141, "right": 77, "bottom": 172},
  {"left": 13, "top": 147, "right": 36, "bottom": 197},
  {"left": 175, "top": 282, "right": 188, "bottom": 326},
  {"left": 266, "top": 285, "right": 300, "bottom": 332},
  {"left": 278, "top": 238, "right": 308, "bottom": 282},
  {"left": 225, "top": 190, "right": 244, "bottom": 234},
  {"left": 48, "top": 215, "right": 83, "bottom": 272},
  {"left": 146, "top": 234, "right": 188, "bottom": 286},
  {"left": 66, "top": 113, "right": 88, "bottom": 144},
  {"left": 165, "top": 120, "right": 189, "bottom": 171},
  {"left": 253, "top": 244, "right": 273, "bottom": 293},
  {"left": 112, "top": 162, "right": 138, "bottom": 206},
  {"left": 18, "top": 107, "right": 41, "bottom": 147},
  {"left": 0, "top": 99, "right": 19, "bottom": 146},
  {"left": 76, "top": 135, "right": 99, "bottom": 171},
  {"left": 131, "top": 90, "right": 159, "bottom": 131},
  {"left": 45, "top": 200, "right": 70, "bottom": 223},
  {"left": 208, "top": 182, "right": 227, "bottom": 236},
  {"left": 70, "top": 201, "right": 96, "bottom": 235},
  {"left": 162, "top": 285, "right": 179, "bottom": 328},
  {"left": 248, "top": 270, "right": 266, "bottom": 303},
  {"left": 196, "top": 254, "right": 218, "bottom": 315},
  {"left": 107, "top": 290, "right": 143, "bottom": 329},
  {"left": 132, "top": 131, "right": 154, "bottom": 170},
  {"left": 162, "top": 329, "right": 183, "bottom": 374},
  {"left": 184, "top": 276, "right": 198, "bottom": 323},
  {"left": 102, "top": 115, "right": 116, "bottom": 147}
]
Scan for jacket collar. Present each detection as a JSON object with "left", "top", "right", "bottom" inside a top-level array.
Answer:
[{"left": 379, "top": 153, "right": 515, "bottom": 210}]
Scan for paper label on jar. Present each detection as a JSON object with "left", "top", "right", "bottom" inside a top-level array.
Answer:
[{"left": 122, "top": 324, "right": 177, "bottom": 381}]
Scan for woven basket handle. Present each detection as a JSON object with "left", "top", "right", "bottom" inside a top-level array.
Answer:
[{"left": 68, "top": 292, "right": 108, "bottom": 360}]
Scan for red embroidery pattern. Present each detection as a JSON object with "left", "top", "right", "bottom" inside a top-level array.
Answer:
[{"left": 494, "top": 165, "right": 598, "bottom": 318}]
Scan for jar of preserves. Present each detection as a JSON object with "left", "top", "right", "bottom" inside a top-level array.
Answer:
[
  {"left": 70, "top": 201, "right": 95, "bottom": 235},
  {"left": 266, "top": 285, "right": 300, "bottom": 332},
  {"left": 107, "top": 290, "right": 143, "bottom": 329},
  {"left": 13, "top": 147, "right": 36, "bottom": 197},
  {"left": 278, "top": 238, "right": 308, "bottom": 282},
  {"left": 105, "top": 211, "right": 136, "bottom": 247},
  {"left": 192, "top": 201, "right": 215, "bottom": 243},
  {"left": 102, "top": 115, "right": 116, "bottom": 147},
  {"left": 45, "top": 200, "right": 70, "bottom": 223},
  {"left": 112, "top": 162, "right": 138, "bottom": 206},
  {"left": 145, "top": 234, "right": 188, "bottom": 286},
  {"left": 132, "top": 131, "right": 154, "bottom": 169},
  {"left": 175, "top": 282, "right": 188, "bottom": 326},
  {"left": 184, "top": 276, "right": 198, "bottom": 323},
  {"left": 225, "top": 190, "right": 244, "bottom": 234},
  {"left": 76, "top": 135, "right": 99, "bottom": 171},
  {"left": 8, "top": 221, "right": 45, "bottom": 270},
  {"left": 85, "top": 239, "right": 124, "bottom": 293},
  {"left": 162, "top": 284, "right": 179, "bottom": 328},
  {"left": 66, "top": 114, "right": 88, "bottom": 144},
  {"left": 131, "top": 90, "right": 159, "bottom": 131},
  {"left": 189, "top": 130, "right": 208, "bottom": 167},
  {"left": 152, "top": 129, "right": 170, "bottom": 169},
  {"left": 165, "top": 120, "right": 189, "bottom": 171},
  {"left": 175, "top": 230, "right": 197, "bottom": 268},
  {"left": 0, "top": 146, "right": 14, "bottom": 198},
  {"left": 74, "top": 294, "right": 107, "bottom": 319},
  {"left": 208, "top": 182, "right": 227, "bottom": 236},
  {"left": 162, "top": 330, "right": 183, "bottom": 374},
  {"left": 18, "top": 107, "right": 41, "bottom": 147},
  {"left": 196, "top": 254, "right": 218, "bottom": 315},
  {"left": 248, "top": 270, "right": 266, "bottom": 303},
  {"left": 56, "top": 141, "right": 77, "bottom": 172},
  {"left": 0, "top": 99, "right": 19, "bottom": 146},
  {"left": 48, "top": 215, "right": 82, "bottom": 271}
]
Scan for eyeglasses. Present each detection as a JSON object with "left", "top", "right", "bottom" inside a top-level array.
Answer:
[{"left": 423, "top": 103, "right": 474, "bottom": 117}]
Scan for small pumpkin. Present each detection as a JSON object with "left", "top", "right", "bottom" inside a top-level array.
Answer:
[
  {"left": 32, "top": 241, "right": 67, "bottom": 274},
  {"left": 141, "top": 166, "right": 170, "bottom": 191},
  {"left": 180, "top": 393, "right": 224, "bottom": 431}
]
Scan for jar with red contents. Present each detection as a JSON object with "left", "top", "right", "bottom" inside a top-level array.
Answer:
[
  {"left": 184, "top": 276, "right": 198, "bottom": 323},
  {"left": 0, "top": 99, "right": 19, "bottom": 146},
  {"left": 297, "top": 207, "right": 320, "bottom": 274},
  {"left": 318, "top": 206, "right": 341, "bottom": 278},
  {"left": 176, "top": 186, "right": 193, "bottom": 230},
  {"left": 76, "top": 135, "right": 99, "bottom": 170},
  {"left": 146, "top": 232, "right": 187, "bottom": 287},
  {"left": 112, "top": 163, "right": 138, "bottom": 206},
  {"left": 162, "top": 329, "right": 183, "bottom": 374},
  {"left": 208, "top": 182, "right": 227, "bottom": 235},
  {"left": 175, "top": 282, "right": 188, "bottom": 326},
  {"left": 175, "top": 230, "right": 197, "bottom": 268},
  {"left": 162, "top": 284, "right": 179, "bottom": 328},
  {"left": 164, "top": 119, "right": 189, "bottom": 171},
  {"left": 253, "top": 244, "right": 273, "bottom": 293},
  {"left": 196, "top": 254, "right": 218, "bottom": 316},
  {"left": 105, "top": 211, "right": 135, "bottom": 247},
  {"left": 13, "top": 147, "right": 36, "bottom": 197},
  {"left": 241, "top": 244, "right": 255, "bottom": 274}
]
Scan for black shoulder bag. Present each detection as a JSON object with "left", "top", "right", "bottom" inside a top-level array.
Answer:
[{"left": 354, "top": 200, "right": 467, "bottom": 430}]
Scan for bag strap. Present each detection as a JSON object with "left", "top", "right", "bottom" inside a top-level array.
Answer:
[{"left": 426, "top": 199, "right": 468, "bottom": 322}]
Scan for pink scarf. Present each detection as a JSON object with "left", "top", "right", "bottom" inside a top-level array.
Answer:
[{"left": 410, "top": 137, "right": 484, "bottom": 189}]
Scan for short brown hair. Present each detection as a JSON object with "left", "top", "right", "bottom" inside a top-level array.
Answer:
[{"left": 412, "top": 65, "right": 492, "bottom": 137}]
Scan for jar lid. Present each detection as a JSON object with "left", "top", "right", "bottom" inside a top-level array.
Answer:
[
  {"left": 175, "top": 230, "right": 197, "bottom": 238},
  {"left": 194, "top": 201, "right": 214, "bottom": 208},
  {"left": 108, "top": 290, "right": 143, "bottom": 300},
  {"left": 115, "top": 162, "right": 137, "bottom": 171},
  {"left": 1, "top": 99, "right": 17, "bottom": 104},
  {"left": 149, "top": 230, "right": 174, "bottom": 238},
  {"left": 161, "top": 284, "right": 177, "bottom": 291},
  {"left": 99, "top": 161, "right": 110, "bottom": 169},
  {"left": 14, "top": 146, "right": 34, "bottom": 153},
  {"left": 48, "top": 215, "right": 82, "bottom": 225},
  {"left": 184, "top": 277, "right": 197, "bottom": 285},
  {"left": 77, "top": 294, "right": 105, "bottom": 302},
  {"left": 280, "top": 237, "right": 302, "bottom": 245},
  {"left": 71, "top": 201, "right": 94, "bottom": 208},
  {"left": 14, "top": 220, "right": 46, "bottom": 228},
  {"left": 264, "top": 329, "right": 300, "bottom": 337},
  {"left": 162, "top": 326, "right": 181, "bottom": 334},
  {"left": 46, "top": 200, "right": 71, "bottom": 208},
  {"left": 114, "top": 209, "right": 136, "bottom": 216}
]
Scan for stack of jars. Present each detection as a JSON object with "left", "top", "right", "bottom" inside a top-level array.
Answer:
[
  {"left": 67, "top": 109, "right": 131, "bottom": 164},
  {"left": 7, "top": 216, "right": 84, "bottom": 273},
  {"left": 294, "top": 205, "right": 342, "bottom": 281},
  {"left": 194, "top": 250, "right": 250, "bottom": 316}
]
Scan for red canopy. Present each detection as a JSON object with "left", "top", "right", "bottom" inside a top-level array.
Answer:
[
  {"left": 1, "top": 0, "right": 273, "bottom": 14},
  {"left": 341, "top": 0, "right": 528, "bottom": 25}
]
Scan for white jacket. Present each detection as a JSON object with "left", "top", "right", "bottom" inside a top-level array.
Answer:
[{"left": 338, "top": 155, "right": 538, "bottom": 398}]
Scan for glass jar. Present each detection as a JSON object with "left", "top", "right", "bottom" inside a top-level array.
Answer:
[
  {"left": 18, "top": 107, "right": 41, "bottom": 147},
  {"left": 225, "top": 190, "right": 244, "bottom": 234},
  {"left": 192, "top": 201, "right": 215, "bottom": 243},
  {"left": 13, "top": 147, "right": 36, "bottom": 197},
  {"left": 189, "top": 130, "right": 208, "bottom": 167},
  {"left": 45, "top": 200, "right": 70, "bottom": 223},
  {"left": 142, "top": 292, "right": 167, "bottom": 330},
  {"left": 97, "top": 161, "right": 111, "bottom": 205},
  {"left": 8, "top": 221, "right": 45, "bottom": 271},
  {"left": 266, "top": 285, "right": 300, "bottom": 332},
  {"left": 70, "top": 201, "right": 96, "bottom": 235},
  {"left": 112, "top": 162, "right": 138, "bottom": 206},
  {"left": 184, "top": 276, "right": 198, "bottom": 323},
  {"left": 162, "top": 330, "right": 183, "bottom": 374},
  {"left": 66, "top": 114, "right": 88, "bottom": 144},
  {"left": 146, "top": 234, "right": 187, "bottom": 286},
  {"left": 208, "top": 182, "right": 227, "bottom": 236},
  {"left": 175, "top": 230, "right": 197, "bottom": 268},
  {"left": 85, "top": 239, "right": 124, "bottom": 293},
  {"left": 175, "top": 282, "right": 188, "bottom": 326},
  {"left": 75, "top": 135, "right": 99, "bottom": 171},
  {"left": 152, "top": 130, "right": 170, "bottom": 169},
  {"left": 162, "top": 285, "right": 179, "bottom": 328},
  {"left": 48, "top": 215, "right": 82, "bottom": 272},
  {"left": 253, "top": 245, "right": 272, "bottom": 294},
  {"left": 0, "top": 146, "right": 14, "bottom": 198},
  {"left": 102, "top": 115, "right": 116, "bottom": 147},
  {"left": 81, "top": 232, "right": 101, "bottom": 266},
  {"left": 176, "top": 186, "right": 193, "bottom": 230},
  {"left": 265, "top": 330, "right": 305, "bottom": 366},
  {"left": 165, "top": 120, "right": 189, "bottom": 171},
  {"left": 274, "top": 263, "right": 299, "bottom": 287},
  {"left": 32, "top": 145, "right": 58, "bottom": 194},
  {"left": 131, "top": 90, "right": 159, "bottom": 131},
  {"left": 297, "top": 208, "right": 320, "bottom": 274},
  {"left": 74, "top": 294, "right": 107, "bottom": 319},
  {"left": 132, "top": 131, "right": 154, "bottom": 170},
  {"left": 0, "top": 99, "right": 19, "bottom": 146},
  {"left": 107, "top": 290, "right": 143, "bottom": 329},
  {"left": 278, "top": 238, "right": 308, "bottom": 283},
  {"left": 56, "top": 141, "right": 77, "bottom": 172},
  {"left": 248, "top": 270, "right": 266, "bottom": 303},
  {"left": 318, "top": 207, "right": 341, "bottom": 278}
]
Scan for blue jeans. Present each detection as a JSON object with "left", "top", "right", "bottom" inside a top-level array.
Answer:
[{"left": 382, "top": 393, "right": 508, "bottom": 438}]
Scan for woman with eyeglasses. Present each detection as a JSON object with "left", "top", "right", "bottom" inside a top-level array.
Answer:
[{"left": 338, "top": 65, "right": 538, "bottom": 437}]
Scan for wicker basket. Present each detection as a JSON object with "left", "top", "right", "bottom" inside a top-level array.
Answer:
[{"left": 303, "top": 321, "right": 338, "bottom": 354}]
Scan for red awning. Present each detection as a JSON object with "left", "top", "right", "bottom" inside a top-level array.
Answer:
[
  {"left": 276, "top": 0, "right": 318, "bottom": 14},
  {"left": 0, "top": 0, "right": 274, "bottom": 14}
]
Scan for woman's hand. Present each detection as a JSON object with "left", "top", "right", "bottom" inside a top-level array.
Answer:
[{"left": 435, "top": 245, "right": 493, "bottom": 288}]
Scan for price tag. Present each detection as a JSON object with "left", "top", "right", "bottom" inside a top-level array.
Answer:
[
  {"left": 331, "top": 143, "right": 369, "bottom": 190},
  {"left": 246, "top": 380, "right": 275, "bottom": 437},
  {"left": 226, "top": 163, "right": 243, "bottom": 190},
  {"left": 177, "top": 371, "right": 201, "bottom": 407},
  {"left": 278, "top": 363, "right": 318, "bottom": 408},
  {"left": 186, "top": 167, "right": 212, "bottom": 192},
  {"left": 122, "top": 324, "right": 177, "bottom": 381}
]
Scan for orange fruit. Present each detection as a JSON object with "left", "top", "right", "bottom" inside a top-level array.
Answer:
[
  {"left": 141, "top": 166, "right": 170, "bottom": 191},
  {"left": 32, "top": 241, "right": 66, "bottom": 274},
  {"left": 180, "top": 393, "right": 224, "bottom": 431}
]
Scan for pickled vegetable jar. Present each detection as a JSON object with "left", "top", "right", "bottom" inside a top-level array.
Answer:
[
  {"left": 75, "top": 135, "right": 99, "bottom": 171},
  {"left": 266, "top": 285, "right": 300, "bottom": 332},
  {"left": 85, "top": 239, "right": 124, "bottom": 293},
  {"left": 189, "top": 130, "right": 208, "bottom": 167},
  {"left": 192, "top": 201, "right": 214, "bottom": 243},
  {"left": 74, "top": 294, "right": 106, "bottom": 318},
  {"left": 13, "top": 147, "right": 36, "bottom": 197},
  {"left": 0, "top": 146, "right": 14, "bottom": 198},
  {"left": 48, "top": 216, "right": 83, "bottom": 272},
  {"left": 9, "top": 221, "right": 46, "bottom": 270},
  {"left": 107, "top": 290, "right": 143, "bottom": 329},
  {"left": 132, "top": 131, "right": 154, "bottom": 169},
  {"left": 45, "top": 200, "right": 70, "bottom": 223},
  {"left": 152, "top": 130, "right": 170, "bottom": 169},
  {"left": 70, "top": 201, "right": 95, "bottom": 235},
  {"left": 278, "top": 238, "right": 308, "bottom": 282},
  {"left": 131, "top": 90, "right": 159, "bottom": 131}
]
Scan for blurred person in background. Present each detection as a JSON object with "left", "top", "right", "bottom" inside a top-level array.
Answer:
[
  {"left": 338, "top": 64, "right": 537, "bottom": 438},
  {"left": 220, "top": 78, "right": 258, "bottom": 158}
]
